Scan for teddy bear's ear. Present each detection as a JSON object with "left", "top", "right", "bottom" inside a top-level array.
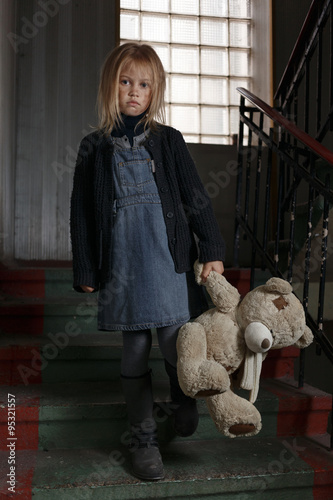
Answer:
[
  {"left": 264, "top": 277, "right": 293, "bottom": 295},
  {"left": 294, "top": 325, "right": 314, "bottom": 349}
]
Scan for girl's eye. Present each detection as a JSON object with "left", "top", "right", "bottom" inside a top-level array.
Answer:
[
  {"left": 121, "top": 79, "right": 129, "bottom": 85},
  {"left": 141, "top": 82, "right": 149, "bottom": 88}
]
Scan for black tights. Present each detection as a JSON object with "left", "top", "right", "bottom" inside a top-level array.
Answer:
[{"left": 121, "top": 323, "right": 184, "bottom": 377}]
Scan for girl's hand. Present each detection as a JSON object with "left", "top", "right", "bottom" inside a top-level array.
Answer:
[
  {"left": 80, "top": 285, "right": 95, "bottom": 293},
  {"left": 200, "top": 261, "right": 224, "bottom": 283}
]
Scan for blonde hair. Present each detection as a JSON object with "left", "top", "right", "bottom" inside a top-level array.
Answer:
[{"left": 97, "top": 42, "right": 166, "bottom": 134}]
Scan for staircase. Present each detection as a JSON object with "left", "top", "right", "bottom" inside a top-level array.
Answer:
[{"left": 1, "top": 266, "right": 333, "bottom": 499}]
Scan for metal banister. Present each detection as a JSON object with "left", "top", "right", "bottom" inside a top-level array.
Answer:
[
  {"left": 237, "top": 87, "right": 333, "bottom": 166},
  {"left": 234, "top": 89, "right": 333, "bottom": 451}
]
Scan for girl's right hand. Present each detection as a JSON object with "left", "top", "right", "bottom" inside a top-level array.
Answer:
[{"left": 80, "top": 285, "right": 95, "bottom": 293}]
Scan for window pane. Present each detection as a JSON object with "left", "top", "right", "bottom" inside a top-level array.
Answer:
[
  {"left": 201, "top": 107, "right": 229, "bottom": 135},
  {"left": 230, "top": 107, "right": 240, "bottom": 135},
  {"left": 165, "top": 75, "right": 170, "bottom": 102},
  {"left": 141, "top": 14, "right": 170, "bottom": 42},
  {"left": 171, "top": 0, "right": 199, "bottom": 15},
  {"left": 201, "top": 77, "right": 228, "bottom": 105},
  {"left": 141, "top": 0, "right": 169, "bottom": 12},
  {"left": 201, "top": 48, "right": 229, "bottom": 75},
  {"left": 201, "top": 19, "right": 228, "bottom": 46},
  {"left": 230, "top": 21, "right": 251, "bottom": 47},
  {"left": 230, "top": 78, "right": 249, "bottom": 104},
  {"left": 171, "top": 46, "right": 199, "bottom": 74},
  {"left": 171, "top": 16, "right": 199, "bottom": 44},
  {"left": 200, "top": 0, "right": 228, "bottom": 17},
  {"left": 229, "top": 0, "right": 251, "bottom": 18},
  {"left": 202, "top": 136, "right": 229, "bottom": 144},
  {"left": 230, "top": 49, "right": 250, "bottom": 76},
  {"left": 151, "top": 44, "right": 170, "bottom": 71},
  {"left": 121, "top": 0, "right": 139, "bottom": 9},
  {"left": 171, "top": 105, "right": 200, "bottom": 133},
  {"left": 184, "top": 134, "right": 200, "bottom": 143},
  {"left": 120, "top": 12, "right": 140, "bottom": 40},
  {"left": 171, "top": 75, "right": 199, "bottom": 103}
]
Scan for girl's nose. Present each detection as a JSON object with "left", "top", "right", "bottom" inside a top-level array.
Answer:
[{"left": 130, "top": 84, "right": 139, "bottom": 95}]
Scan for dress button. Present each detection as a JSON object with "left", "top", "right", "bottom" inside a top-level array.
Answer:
[
  {"left": 160, "top": 187, "right": 169, "bottom": 193},
  {"left": 157, "top": 162, "right": 163, "bottom": 168},
  {"left": 171, "top": 238, "right": 177, "bottom": 244},
  {"left": 166, "top": 212, "right": 174, "bottom": 218},
  {"left": 148, "top": 139, "right": 154, "bottom": 146}
]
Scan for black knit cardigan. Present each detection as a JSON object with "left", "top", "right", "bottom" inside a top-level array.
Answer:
[{"left": 70, "top": 124, "right": 226, "bottom": 292}]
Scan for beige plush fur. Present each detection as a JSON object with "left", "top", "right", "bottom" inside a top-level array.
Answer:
[{"left": 177, "top": 261, "right": 313, "bottom": 438}]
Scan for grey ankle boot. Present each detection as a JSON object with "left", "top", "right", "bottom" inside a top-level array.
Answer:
[
  {"left": 164, "top": 359, "right": 199, "bottom": 437},
  {"left": 121, "top": 371, "right": 164, "bottom": 481}
]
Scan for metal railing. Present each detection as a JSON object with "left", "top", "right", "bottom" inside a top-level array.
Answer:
[
  {"left": 234, "top": 87, "right": 333, "bottom": 446},
  {"left": 274, "top": 0, "right": 333, "bottom": 146}
]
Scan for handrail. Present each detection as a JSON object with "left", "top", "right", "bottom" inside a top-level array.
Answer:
[
  {"left": 237, "top": 87, "right": 333, "bottom": 165},
  {"left": 274, "top": 0, "right": 330, "bottom": 103}
]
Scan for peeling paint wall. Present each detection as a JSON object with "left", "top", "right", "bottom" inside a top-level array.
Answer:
[
  {"left": 0, "top": 0, "right": 16, "bottom": 261},
  {"left": 13, "top": 0, "right": 116, "bottom": 261}
]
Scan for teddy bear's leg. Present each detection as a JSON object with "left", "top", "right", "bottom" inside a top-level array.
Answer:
[
  {"left": 206, "top": 391, "right": 262, "bottom": 438},
  {"left": 177, "top": 322, "right": 230, "bottom": 398}
]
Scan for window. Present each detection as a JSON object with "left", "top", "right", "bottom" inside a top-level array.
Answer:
[{"left": 120, "top": 0, "right": 252, "bottom": 144}]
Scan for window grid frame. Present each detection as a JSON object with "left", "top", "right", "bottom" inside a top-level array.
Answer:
[{"left": 120, "top": 1, "right": 252, "bottom": 144}]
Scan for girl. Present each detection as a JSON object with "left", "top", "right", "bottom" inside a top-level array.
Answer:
[{"left": 70, "top": 42, "right": 225, "bottom": 481}]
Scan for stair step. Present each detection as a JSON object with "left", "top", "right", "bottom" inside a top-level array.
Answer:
[
  {"left": 0, "top": 329, "right": 302, "bottom": 385},
  {"left": 0, "top": 377, "right": 331, "bottom": 451},
  {"left": 1, "top": 435, "right": 332, "bottom": 499}
]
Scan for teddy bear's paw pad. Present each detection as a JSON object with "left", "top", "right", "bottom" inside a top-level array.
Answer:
[{"left": 229, "top": 423, "right": 257, "bottom": 436}]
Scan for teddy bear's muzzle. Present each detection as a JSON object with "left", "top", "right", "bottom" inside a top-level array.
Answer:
[
  {"left": 240, "top": 323, "right": 273, "bottom": 403},
  {"left": 244, "top": 322, "right": 273, "bottom": 353}
]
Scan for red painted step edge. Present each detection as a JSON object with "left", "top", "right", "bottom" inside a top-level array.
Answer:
[
  {"left": 0, "top": 269, "right": 45, "bottom": 298},
  {"left": 0, "top": 267, "right": 44, "bottom": 498},
  {"left": 295, "top": 435, "right": 333, "bottom": 500},
  {"left": 263, "top": 378, "right": 332, "bottom": 437}
]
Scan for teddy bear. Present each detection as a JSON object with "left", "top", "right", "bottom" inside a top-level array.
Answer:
[{"left": 176, "top": 261, "right": 313, "bottom": 438}]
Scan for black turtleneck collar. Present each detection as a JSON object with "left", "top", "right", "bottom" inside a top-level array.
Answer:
[{"left": 112, "top": 112, "right": 146, "bottom": 145}]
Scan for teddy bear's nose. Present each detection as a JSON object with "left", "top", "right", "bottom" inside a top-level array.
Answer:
[{"left": 261, "top": 338, "right": 271, "bottom": 349}]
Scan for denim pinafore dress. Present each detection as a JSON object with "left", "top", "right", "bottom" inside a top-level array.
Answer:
[{"left": 97, "top": 131, "right": 191, "bottom": 331}]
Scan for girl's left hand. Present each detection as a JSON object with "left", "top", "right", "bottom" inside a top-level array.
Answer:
[{"left": 201, "top": 260, "right": 224, "bottom": 283}]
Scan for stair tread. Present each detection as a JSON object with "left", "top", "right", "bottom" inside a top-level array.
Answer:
[
  {"left": 0, "top": 376, "right": 330, "bottom": 414},
  {"left": 1, "top": 435, "right": 332, "bottom": 498}
]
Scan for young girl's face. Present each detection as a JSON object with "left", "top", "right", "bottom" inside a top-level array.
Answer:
[{"left": 118, "top": 62, "right": 152, "bottom": 117}]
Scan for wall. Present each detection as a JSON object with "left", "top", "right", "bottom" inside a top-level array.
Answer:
[
  {"left": 188, "top": 144, "right": 238, "bottom": 267},
  {"left": 13, "top": 0, "right": 116, "bottom": 261},
  {"left": 0, "top": 1, "right": 16, "bottom": 262},
  {"left": 272, "top": 0, "right": 312, "bottom": 90},
  {"left": 0, "top": 0, "right": 315, "bottom": 264}
]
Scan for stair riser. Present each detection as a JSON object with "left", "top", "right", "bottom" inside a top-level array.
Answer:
[
  {"left": 1, "top": 396, "right": 330, "bottom": 451},
  {"left": 0, "top": 412, "right": 277, "bottom": 452}
]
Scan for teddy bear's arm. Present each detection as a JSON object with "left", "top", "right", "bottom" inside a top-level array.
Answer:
[
  {"left": 194, "top": 261, "right": 241, "bottom": 312},
  {"left": 177, "top": 322, "right": 231, "bottom": 398}
]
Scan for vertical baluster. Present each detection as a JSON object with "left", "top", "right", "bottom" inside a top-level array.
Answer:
[
  {"left": 262, "top": 129, "right": 273, "bottom": 265},
  {"left": 316, "top": 28, "right": 323, "bottom": 137},
  {"left": 305, "top": 58, "right": 310, "bottom": 134},
  {"left": 234, "top": 96, "right": 245, "bottom": 268},
  {"left": 244, "top": 111, "right": 253, "bottom": 226},
  {"left": 250, "top": 112, "right": 264, "bottom": 289},
  {"left": 317, "top": 174, "right": 330, "bottom": 348},
  {"left": 299, "top": 158, "right": 315, "bottom": 388},
  {"left": 287, "top": 177, "right": 297, "bottom": 284},
  {"left": 274, "top": 131, "right": 285, "bottom": 273}
]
